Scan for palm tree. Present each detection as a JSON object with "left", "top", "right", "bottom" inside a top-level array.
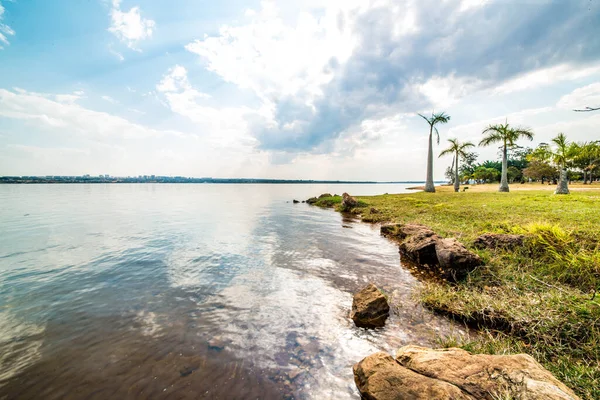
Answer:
[
  {"left": 551, "top": 133, "right": 571, "bottom": 194},
  {"left": 479, "top": 122, "right": 534, "bottom": 192},
  {"left": 418, "top": 111, "right": 451, "bottom": 193},
  {"left": 439, "top": 138, "right": 475, "bottom": 192}
]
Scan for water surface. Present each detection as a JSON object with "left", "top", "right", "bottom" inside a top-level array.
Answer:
[{"left": 0, "top": 184, "right": 465, "bottom": 399}]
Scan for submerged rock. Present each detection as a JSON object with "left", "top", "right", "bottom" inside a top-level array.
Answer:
[
  {"left": 474, "top": 233, "right": 526, "bottom": 250},
  {"left": 350, "top": 283, "right": 390, "bottom": 328},
  {"left": 292, "top": 199, "right": 300, "bottom": 204},
  {"left": 354, "top": 347, "right": 579, "bottom": 400},
  {"left": 341, "top": 192, "right": 359, "bottom": 211}
]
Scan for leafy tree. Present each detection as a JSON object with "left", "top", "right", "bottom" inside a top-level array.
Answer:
[
  {"left": 439, "top": 138, "right": 475, "bottom": 192},
  {"left": 418, "top": 111, "right": 451, "bottom": 193},
  {"left": 523, "top": 160, "right": 558, "bottom": 184},
  {"left": 507, "top": 166, "right": 522, "bottom": 183},
  {"left": 479, "top": 122, "right": 534, "bottom": 192},
  {"left": 473, "top": 166, "right": 500, "bottom": 183},
  {"left": 572, "top": 141, "right": 600, "bottom": 184},
  {"left": 458, "top": 151, "right": 478, "bottom": 183}
]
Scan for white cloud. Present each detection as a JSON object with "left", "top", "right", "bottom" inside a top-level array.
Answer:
[
  {"left": 108, "top": 0, "right": 155, "bottom": 50},
  {"left": 156, "top": 65, "right": 258, "bottom": 149},
  {"left": 101, "top": 95, "right": 119, "bottom": 104},
  {"left": 0, "top": 88, "right": 183, "bottom": 139},
  {"left": 493, "top": 63, "right": 600, "bottom": 95},
  {"left": 185, "top": 0, "right": 359, "bottom": 105},
  {"left": 557, "top": 83, "right": 600, "bottom": 111},
  {"left": 416, "top": 74, "right": 485, "bottom": 109},
  {"left": 0, "top": 1, "right": 16, "bottom": 49}
]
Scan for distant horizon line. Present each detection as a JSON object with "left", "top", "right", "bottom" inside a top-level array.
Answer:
[{"left": 0, "top": 175, "right": 444, "bottom": 184}]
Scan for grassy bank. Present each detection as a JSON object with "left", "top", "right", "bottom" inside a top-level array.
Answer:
[{"left": 338, "top": 184, "right": 600, "bottom": 399}]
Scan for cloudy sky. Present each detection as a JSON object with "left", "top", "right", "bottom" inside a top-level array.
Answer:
[{"left": 1, "top": 0, "right": 599, "bottom": 180}]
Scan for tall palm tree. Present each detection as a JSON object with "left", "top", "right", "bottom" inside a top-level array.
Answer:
[
  {"left": 479, "top": 122, "right": 534, "bottom": 192},
  {"left": 439, "top": 138, "right": 475, "bottom": 192},
  {"left": 418, "top": 111, "right": 451, "bottom": 193},
  {"left": 551, "top": 133, "right": 571, "bottom": 194}
]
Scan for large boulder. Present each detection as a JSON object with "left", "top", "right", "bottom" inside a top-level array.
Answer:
[
  {"left": 353, "top": 352, "right": 473, "bottom": 400},
  {"left": 395, "top": 346, "right": 579, "bottom": 400},
  {"left": 435, "top": 238, "right": 482, "bottom": 280},
  {"left": 341, "top": 192, "right": 359, "bottom": 211},
  {"left": 474, "top": 233, "right": 526, "bottom": 250},
  {"left": 350, "top": 283, "right": 390, "bottom": 328}
]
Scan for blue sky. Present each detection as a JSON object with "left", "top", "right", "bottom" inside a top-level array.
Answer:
[{"left": 1, "top": 0, "right": 600, "bottom": 180}]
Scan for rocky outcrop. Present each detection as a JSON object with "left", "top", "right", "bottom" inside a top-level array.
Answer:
[
  {"left": 350, "top": 283, "right": 390, "bottom": 328},
  {"left": 380, "top": 224, "right": 481, "bottom": 281},
  {"left": 306, "top": 197, "right": 318, "bottom": 204},
  {"left": 354, "top": 346, "right": 580, "bottom": 400},
  {"left": 474, "top": 233, "right": 526, "bottom": 250},
  {"left": 318, "top": 193, "right": 332, "bottom": 198},
  {"left": 341, "top": 192, "right": 359, "bottom": 211},
  {"left": 353, "top": 352, "right": 472, "bottom": 400}
]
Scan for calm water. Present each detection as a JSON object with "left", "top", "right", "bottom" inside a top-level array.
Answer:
[{"left": 0, "top": 184, "right": 465, "bottom": 399}]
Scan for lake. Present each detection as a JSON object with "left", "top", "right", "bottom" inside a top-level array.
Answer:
[{"left": 0, "top": 183, "right": 465, "bottom": 399}]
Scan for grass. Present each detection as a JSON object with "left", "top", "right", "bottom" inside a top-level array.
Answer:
[{"left": 334, "top": 184, "right": 600, "bottom": 399}]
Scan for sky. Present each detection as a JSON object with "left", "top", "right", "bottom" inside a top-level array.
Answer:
[{"left": 0, "top": 0, "right": 599, "bottom": 181}]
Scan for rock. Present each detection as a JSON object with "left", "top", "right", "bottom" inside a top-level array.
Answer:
[
  {"left": 350, "top": 283, "right": 390, "bottom": 328},
  {"left": 341, "top": 192, "right": 359, "bottom": 211},
  {"left": 395, "top": 346, "right": 580, "bottom": 400},
  {"left": 306, "top": 197, "right": 318, "bottom": 204},
  {"left": 353, "top": 352, "right": 473, "bottom": 400},
  {"left": 435, "top": 238, "right": 482, "bottom": 280},
  {"left": 399, "top": 232, "right": 440, "bottom": 267},
  {"left": 318, "top": 193, "right": 332, "bottom": 198},
  {"left": 370, "top": 207, "right": 380, "bottom": 214},
  {"left": 474, "top": 233, "right": 526, "bottom": 250},
  {"left": 292, "top": 199, "right": 300, "bottom": 204},
  {"left": 382, "top": 224, "right": 481, "bottom": 281}
]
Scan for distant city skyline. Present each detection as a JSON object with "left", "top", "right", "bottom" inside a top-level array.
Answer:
[{"left": 1, "top": 0, "right": 599, "bottom": 180}]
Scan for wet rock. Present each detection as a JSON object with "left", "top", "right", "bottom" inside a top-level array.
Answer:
[
  {"left": 208, "top": 336, "right": 226, "bottom": 350},
  {"left": 435, "top": 238, "right": 482, "bottom": 280},
  {"left": 292, "top": 199, "right": 300, "bottom": 204},
  {"left": 395, "top": 346, "right": 580, "bottom": 400},
  {"left": 340, "top": 192, "right": 359, "bottom": 211},
  {"left": 353, "top": 352, "right": 473, "bottom": 400},
  {"left": 306, "top": 197, "right": 318, "bottom": 204},
  {"left": 474, "top": 233, "right": 526, "bottom": 250},
  {"left": 287, "top": 368, "right": 303, "bottom": 381},
  {"left": 350, "top": 283, "right": 390, "bottom": 328},
  {"left": 399, "top": 229, "right": 440, "bottom": 267},
  {"left": 382, "top": 224, "right": 481, "bottom": 281},
  {"left": 318, "top": 193, "right": 332, "bottom": 198}
]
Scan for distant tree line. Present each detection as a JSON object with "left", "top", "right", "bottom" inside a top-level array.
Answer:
[{"left": 444, "top": 139, "right": 600, "bottom": 187}]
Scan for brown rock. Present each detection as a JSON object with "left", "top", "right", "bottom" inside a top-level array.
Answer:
[
  {"left": 399, "top": 233, "right": 440, "bottom": 266},
  {"left": 474, "top": 233, "right": 526, "bottom": 250},
  {"left": 350, "top": 283, "right": 390, "bottom": 328},
  {"left": 435, "top": 238, "right": 482, "bottom": 280},
  {"left": 341, "top": 192, "right": 359, "bottom": 211},
  {"left": 380, "top": 223, "right": 436, "bottom": 240},
  {"left": 395, "top": 346, "right": 579, "bottom": 400},
  {"left": 353, "top": 352, "right": 474, "bottom": 400},
  {"left": 318, "top": 193, "right": 332, "bottom": 198}
]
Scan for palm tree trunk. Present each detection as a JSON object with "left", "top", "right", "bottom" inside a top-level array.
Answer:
[
  {"left": 424, "top": 125, "right": 435, "bottom": 193},
  {"left": 555, "top": 165, "right": 570, "bottom": 194},
  {"left": 499, "top": 143, "right": 509, "bottom": 192},
  {"left": 454, "top": 151, "right": 459, "bottom": 192}
]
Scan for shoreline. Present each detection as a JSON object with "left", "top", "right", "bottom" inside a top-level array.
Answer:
[{"left": 308, "top": 184, "right": 600, "bottom": 399}]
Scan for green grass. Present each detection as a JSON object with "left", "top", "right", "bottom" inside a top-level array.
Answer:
[{"left": 349, "top": 188, "right": 600, "bottom": 399}]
